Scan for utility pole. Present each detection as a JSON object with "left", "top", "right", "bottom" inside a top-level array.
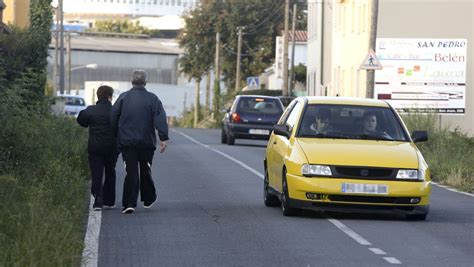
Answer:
[
  {"left": 366, "top": 0, "right": 379, "bottom": 99},
  {"left": 67, "top": 32, "right": 71, "bottom": 94},
  {"left": 194, "top": 79, "right": 200, "bottom": 128},
  {"left": 289, "top": 2, "right": 297, "bottom": 96},
  {"left": 235, "top": 27, "right": 243, "bottom": 92},
  {"left": 183, "top": 92, "right": 187, "bottom": 113},
  {"left": 53, "top": 7, "right": 59, "bottom": 96},
  {"left": 59, "top": 0, "right": 65, "bottom": 95},
  {"left": 282, "top": 0, "right": 290, "bottom": 96},
  {"left": 205, "top": 72, "right": 211, "bottom": 115},
  {"left": 213, "top": 32, "right": 221, "bottom": 119}
]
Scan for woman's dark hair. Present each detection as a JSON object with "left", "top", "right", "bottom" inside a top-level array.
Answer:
[
  {"left": 97, "top": 85, "right": 114, "bottom": 101},
  {"left": 316, "top": 108, "right": 331, "bottom": 120}
]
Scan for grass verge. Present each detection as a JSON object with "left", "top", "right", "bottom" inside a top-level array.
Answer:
[
  {"left": 402, "top": 113, "right": 474, "bottom": 193},
  {"left": 0, "top": 90, "right": 89, "bottom": 265}
]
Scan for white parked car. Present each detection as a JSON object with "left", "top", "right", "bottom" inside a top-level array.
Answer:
[{"left": 58, "top": 95, "right": 87, "bottom": 116}]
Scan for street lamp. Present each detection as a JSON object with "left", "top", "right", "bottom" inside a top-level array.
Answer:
[{"left": 71, "top": 64, "right": 98, "bottom": 71}]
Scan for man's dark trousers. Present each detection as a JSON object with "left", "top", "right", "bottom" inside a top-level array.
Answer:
[
  {"left": 122, "top": 147, "right": 157, "bottom": 208},
  {"left": 88, "top": 152, "right": 117, "bottom": 206}
]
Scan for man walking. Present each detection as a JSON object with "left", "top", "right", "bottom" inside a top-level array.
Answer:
[
  {"left": 77, "top": 85, "right": 118, "bottom": 211},
  {"left": 111, "top": 70, "right": 169, "bottom": 214}
]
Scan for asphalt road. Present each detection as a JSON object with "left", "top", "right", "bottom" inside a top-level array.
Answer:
[{"left": 98, "top": 128, "right": 474, "bottom": 267}]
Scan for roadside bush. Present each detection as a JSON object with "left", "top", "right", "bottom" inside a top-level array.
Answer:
[
  {"left": 0, "top": 89, "right": 89, "bottom": 265},
  {"left": 402, "top": 114, "right": 474, "bottom": 192},
  {"left": 176, "top": 105, "right": 213, "bottom": 128}
]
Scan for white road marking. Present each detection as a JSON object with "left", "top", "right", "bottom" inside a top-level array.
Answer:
[
  {"left": 384, "top": 257, "right": 402, "bottom": 264},
  {"left": 369, "top": 248, "right": 387, "bottom": 255},
  {"left": 327, "top": 219, "right": 372, "bottom": 245},
  {"left": 174, "top": 129, "right": 406, "bottom": 264},
  {"left": 81, "top": 196, "right": 101, "bottom": 267},
  {"left": 432, "top": 182, "right": 474, "bottom": 197}
]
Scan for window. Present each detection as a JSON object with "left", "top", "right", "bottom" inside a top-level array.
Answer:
[
  {"left": 285, "top": 101, "right": 303, "bottom": 131},
  {"left": 351, "top": 2, "right": 355, "bottom": 33},
  {"left": 362, "top": 4, "right": 367, "bottom": 33},
  {"left": 236, "top": 97, "right": 283, "bottom": 115},
  {"left": 297, "top": 104, "right": 409, "bottom": 141},
  {"left": 63, "top": 97, "right": 85, "bottom": 106}
]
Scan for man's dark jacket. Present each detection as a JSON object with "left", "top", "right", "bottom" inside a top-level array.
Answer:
[
  {"left": 77, "top": 99, "right": 118, "bottom": 154},
  {"left": 110, "top": 85, "right": 169, "bottom": 150}
]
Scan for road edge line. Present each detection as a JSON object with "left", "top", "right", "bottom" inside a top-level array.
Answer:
[
  {"left": 432, "top": 182, "right": 474, "bottom": 197},
  {"left": 81, "top": 196, "right": 101, "bottom": 267}
]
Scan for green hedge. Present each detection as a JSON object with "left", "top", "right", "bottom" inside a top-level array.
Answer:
[{"left": 0, "top": 89, "right": 89, "bottom": 265}]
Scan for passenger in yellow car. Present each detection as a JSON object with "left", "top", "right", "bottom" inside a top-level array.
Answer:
[
  {"left": 308, "top": 108, "right": 332, "bottom": 134},
  {"left": 361, "top": 111, "right": 392, "bottom": 139}
]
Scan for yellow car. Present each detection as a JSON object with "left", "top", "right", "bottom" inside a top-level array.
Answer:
[{"left": 264, "top": 97, "right": 431, "bottom": 220}]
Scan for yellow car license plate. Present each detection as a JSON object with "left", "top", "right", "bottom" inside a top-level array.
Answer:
[{"left": 342, "top": 183, "right": 388, "bottom": 195}]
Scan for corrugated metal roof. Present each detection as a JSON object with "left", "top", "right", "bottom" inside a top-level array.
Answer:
[{"left": 49, "top": 34, "right": 182, "bottom": 55}]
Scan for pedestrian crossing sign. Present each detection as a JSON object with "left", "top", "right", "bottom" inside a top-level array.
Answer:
[
  {"left": 247, "top": 77, "right": 260, "bottom": 89},
  {"left": 360, "top": 49, "right": 383, "bottom": 70}
]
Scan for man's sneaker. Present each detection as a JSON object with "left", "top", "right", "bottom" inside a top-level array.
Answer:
[
  {"left": 143, "top": 199, "right": 156, "bottom": 209},
  {"left": 93, "top": 196, "right": 102, "bottom": 211},
  {"left": 122, "top": 207, "right": 135, "bottom": 214},
  {"left": 103, "top": 204, "right": 116, "bottom": 209},
  {"left": 93, "top": 205, "right": 102, "bottom": 211}
]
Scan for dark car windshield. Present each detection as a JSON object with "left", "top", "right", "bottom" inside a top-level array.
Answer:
[
  {"left": 297, "top": 104, "right": 409, "bottom": 141},
  {"left": 236, "top": 97, "right": 283, "bottom": 115}
]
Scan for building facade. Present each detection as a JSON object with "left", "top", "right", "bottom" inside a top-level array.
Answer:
[
  {"left": 48, "top": 34, "right": 182, "bottom": 91},
  {"left": 307, "top": 0, "right": 372, "bottom": 97},
  {"left": 266, "top": 30, "right": 307, "bottom": 90},
  {"left": 63, "top": 0, "right": 200, "bottom": 18},
  {"left": 377, "top": 0, "right": 474, "bottom": 135},
  {"left": 3, "top": 0, "right": 29, "bottom": 28}
]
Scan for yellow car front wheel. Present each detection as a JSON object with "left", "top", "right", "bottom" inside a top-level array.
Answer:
[{"left": 263, "top": 165, "right": 280, "bottom": 207}]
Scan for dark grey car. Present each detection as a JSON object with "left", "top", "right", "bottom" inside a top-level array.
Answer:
[{"left": 221, "top": 95, "right": 284, "bottom": 145}]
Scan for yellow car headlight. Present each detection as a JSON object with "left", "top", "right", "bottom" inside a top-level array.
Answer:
[
  {"left": 396, "top": 169, "right": 423, "bottom": 181},
  {"left": 301, "top": 164, "right": 332, "bottom": 177}
]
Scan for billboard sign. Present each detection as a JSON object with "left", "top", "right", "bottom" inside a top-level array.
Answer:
[{"left": 375, "top": 38, "right": 467, "bottom": 114}]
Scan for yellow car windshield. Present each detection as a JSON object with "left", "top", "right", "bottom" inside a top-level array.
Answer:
[{"left": 297, "top": 104, "right": 410, "bottom": 142}]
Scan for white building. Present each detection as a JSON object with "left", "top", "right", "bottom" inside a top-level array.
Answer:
[
  {"left": 307, "top": 0, "right": 371, "bottom": 97},
  {"left": 63, "top": 0, "right": 200, "bottom": 18},
  {"left": 261, "top": 30, "right": 307, "bottom": 91}
]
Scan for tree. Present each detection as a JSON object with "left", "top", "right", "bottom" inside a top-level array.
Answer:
[
  {"left": 179, "top": 2, "right": 218, "bottom": 127},
  {"left": 88, "top": 19, "right": 150, "bottom": 35},
  {"left": 179, "top": 0, "right": 289, "bottom": 125},
  {"left": 217, "top": 0, "right": 284, "bottom": 91},
  {"left": 294, "top": 63, "right": 306, "bottom": 85},
  {"left": 0, "top": 0, "right": 52, "bottom": 99}
]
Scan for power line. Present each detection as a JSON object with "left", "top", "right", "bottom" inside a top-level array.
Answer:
[
  {"left": 243, "top": 2, "right": 285, "bottom": 35},
  {"left": 222, "top": 45, "right": 251, "bottom": 57},
  {"left": 241, "top": 1, "right": 283, "bottom": 32}
]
